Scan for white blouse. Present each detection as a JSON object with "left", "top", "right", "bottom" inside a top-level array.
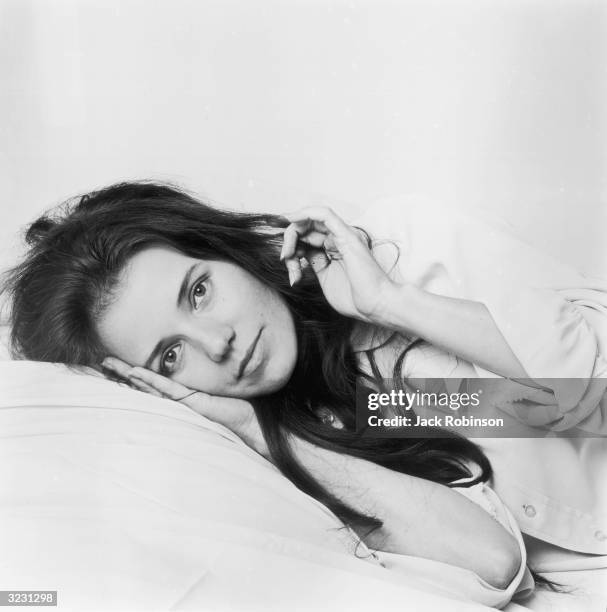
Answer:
[{"left": 341, "top": 195, "right": 607, "bottom": 605}]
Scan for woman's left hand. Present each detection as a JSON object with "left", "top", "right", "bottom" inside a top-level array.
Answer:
[{"left": 280, "top": 206, "right": 399, "bottom": 323}]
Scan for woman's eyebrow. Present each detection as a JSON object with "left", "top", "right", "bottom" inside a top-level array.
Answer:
[
  {"left": 143, "top": 264, "right": 199, "bottom": 370},
  {"left": 177, "top": 263, "right": 199, "bottom": 307}
]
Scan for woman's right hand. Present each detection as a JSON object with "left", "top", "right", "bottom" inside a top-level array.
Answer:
[{"left": 101, "top": 357, "right": 269, "bottom": 458}]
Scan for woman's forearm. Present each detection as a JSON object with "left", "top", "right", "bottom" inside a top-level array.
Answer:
[
  {"left": 288, "top": 435, "right": 521, "bottom": 589},
  {"left": 373, "top": 283, "right": 528, "bottom": 379}
]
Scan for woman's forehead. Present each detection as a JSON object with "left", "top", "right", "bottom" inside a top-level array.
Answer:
[{"left": 127, "top": 244, "right": 197, "bottom": 270}]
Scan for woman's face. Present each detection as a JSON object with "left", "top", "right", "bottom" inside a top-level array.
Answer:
[{"left": 96, "top": 245, "right": 298, "bottom": 398}]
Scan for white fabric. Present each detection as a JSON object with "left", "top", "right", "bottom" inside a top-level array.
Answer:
[
  {"left": 350, "top": 195, "right": 607, "bottom": 429},
  {"left": 1, "top": 360, "right": 523, "bottom": 612},
  {"left": 1, "top": 360, "right": 604, "bottom": 610},
  {"left": 346, "top": 195, "right": 607, "bottom": 605}
]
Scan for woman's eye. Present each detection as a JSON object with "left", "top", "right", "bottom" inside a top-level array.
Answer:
[
  {"left": 161, "top": 345, "right": 181, "bottom": 374},
  {"left": 191, "top": 279, "right": 208, "bottom": 309}
]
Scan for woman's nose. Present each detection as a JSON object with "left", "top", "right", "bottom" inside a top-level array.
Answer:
[{"left": 190, "top": 320, "right": 235, "bottom": 362}]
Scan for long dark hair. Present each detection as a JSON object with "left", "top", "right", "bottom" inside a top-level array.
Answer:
[{"left": 3, "top": 181, "right": 561, "bottom": 589}]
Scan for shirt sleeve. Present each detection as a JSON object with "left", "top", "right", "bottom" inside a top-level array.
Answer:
[
  {"left": 450, "top": 481, "right": 535, "bottom": 606},
  {"left": 352, "top": 195, "right": 607, "bottom": 433},
  {"left": 375, "top": 478, "right": 534, "bottom": 609}
]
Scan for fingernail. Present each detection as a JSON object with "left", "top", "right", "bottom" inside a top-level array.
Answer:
[
  {"left": 101, "top": 358, "right": 114, "bottom": 368},
  {"left": 288, "top": 269, "right": 295, "bottom": 286}
]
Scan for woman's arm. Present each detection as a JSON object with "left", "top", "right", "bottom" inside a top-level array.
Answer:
[
  {"left": 371, "top": 282, "right": 528, "bottom": 379},
  {"left": 243, "top": 414, "right": 522, "bottom": 590},
  {"left": 286, "top": 432, "right": 523, "bottom": 590},
  {"left": 282, "top": 204, "right": 531, "bottom": 379},
  {"left": 284, "top": 202, "right": 607, "bottom": 419}
]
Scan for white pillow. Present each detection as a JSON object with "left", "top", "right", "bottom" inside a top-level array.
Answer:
[
  {"left": 0, "top": 360, "right": 496, "bottom": 611},
  {"left": 0, "top": 324, "right": 10, "bottom": 360}
]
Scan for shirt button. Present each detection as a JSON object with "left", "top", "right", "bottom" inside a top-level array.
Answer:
[
  {"left": 523, "top": 504, "right": 537, "bottom": 518},
  {"left": 594, "top": 530, "right": 607, "bottom": 542}
]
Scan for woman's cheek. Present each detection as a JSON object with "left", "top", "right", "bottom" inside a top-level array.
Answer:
[{"left": 178, "top": 351, "right": 214, "bottom": 393}]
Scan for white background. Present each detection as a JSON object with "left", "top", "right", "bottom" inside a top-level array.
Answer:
[{"left": 1, "top": 0, "right": 605, "bottom": 276}]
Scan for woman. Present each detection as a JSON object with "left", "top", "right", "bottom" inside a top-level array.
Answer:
[{"left": 4, "top": 181, "right": 607, "bottom": 607}]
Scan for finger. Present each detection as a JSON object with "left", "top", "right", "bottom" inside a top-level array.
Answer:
[
  {"left": 102, "top": 356, "right": 134, "bottom": 379},
  {"left": 127, "top": 366, "right": 191, "bottom": 400},
  {"left": 102, "top": 357, "right": 196, "bottom": 402},
  {"left": 323, "top": 234, "right": 342, "bottom": 259},
  {"left": 129, "top": 372, "right": 202, "bottom": 404},
  {"left": 280, "top": 225, "right": 299, "bottom": 261},
  {"left": 127, "top": 375, "right": 164, "bottom": 398},
  {"left": 280, "top": 225, "right": 326, "bottom": 260},
  {"left": 284, "top": 256, "right": 302, "bottom": 286},
  {"left": 283, "top": 209, "right": 365, "bottom": 266},
  {"left": 286, "top": 208, "right": 375, "bottom": 285},
  {"left": 282, "top": 216, "right": 329, "bottom": 236},
  {"left": 283, "top": 206, "right": 355, "bottom": 242}
]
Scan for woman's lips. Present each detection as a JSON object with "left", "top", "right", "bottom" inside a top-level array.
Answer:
[{"left": 237, "top": 328, "right": 263, "bottom": 380}]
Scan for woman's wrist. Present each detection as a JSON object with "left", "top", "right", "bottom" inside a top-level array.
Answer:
[
  {"left": 365, "top": 281, "right": 418, "bottom": 332},
  {"left": 238, "top": 410, "right": 271, "bottom": 459}
]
